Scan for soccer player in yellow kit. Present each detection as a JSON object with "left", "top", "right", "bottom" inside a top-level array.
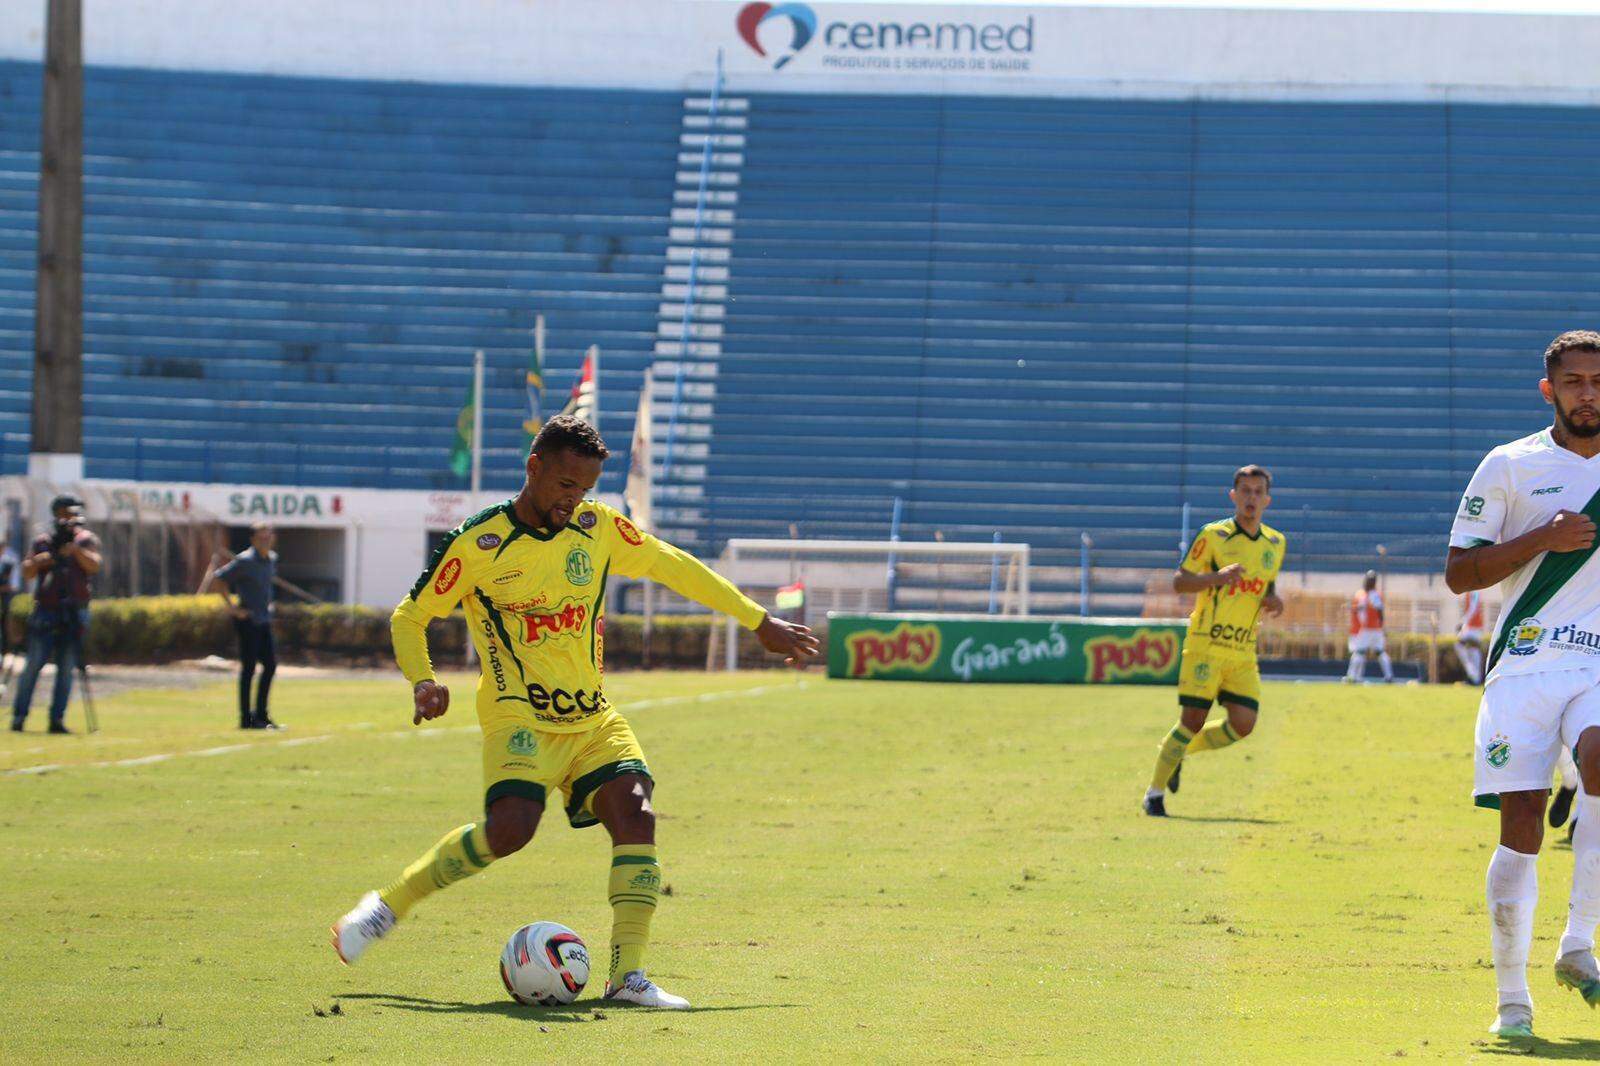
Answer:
[
  {"left": 1142, "top": 465, "right": 1285, "bottom": 816},
  {"left": 331, "top": 416, "right": 819, "bottom": 1008}
]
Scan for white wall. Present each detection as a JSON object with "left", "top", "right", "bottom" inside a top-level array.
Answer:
[{"left": 7, "top": 1, "right": 1600, "bottom": 103}]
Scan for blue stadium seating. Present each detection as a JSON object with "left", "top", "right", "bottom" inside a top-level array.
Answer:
[
  {"left": 2, "top": 62, "right": 1597, "bottom": 587},
  {"left": 0, "top": 61, "right": 678, "bottom": 493}
]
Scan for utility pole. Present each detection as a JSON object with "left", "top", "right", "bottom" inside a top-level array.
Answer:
[{"left": 32, "top": 0, "right": 84, "bottom": 484}]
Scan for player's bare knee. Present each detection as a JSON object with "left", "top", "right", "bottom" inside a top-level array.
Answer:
[
  {"left": 597, "top": 778, "right": 655, "bottom": 842},
  {"left": 1225, "top": 706, "right": 1256, "bottom": 737},
  {"left": 1577, "top": 735, "right": 1600, "bottom": 794},
  {"left": 1179, "top": 707, "right": 1209, "bottom": 733},
  {"left": 1499, "top": 791, "right": 1547, "bottom": 853},
  {"left": 486, "top": 798, "right": 541, "bottom": 856}
]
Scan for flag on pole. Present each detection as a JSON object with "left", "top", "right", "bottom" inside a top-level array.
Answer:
[
  {"left": 625, "top": 377, "right": 653, "bottom": 529},
  {"left": 523, "top": 316, "right": 545, "bottom": 446},
  {"left": 776, "top": 580, "right": 806, "bottom": 611},
  {"left": 559, "top": 346, "right": 598, "bottom": 427},
  {"left": 449, "top": 372, "right": 477, "bottom": 479}
]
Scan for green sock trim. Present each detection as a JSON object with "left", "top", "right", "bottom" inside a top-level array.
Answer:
[
  {"left": 461, "top": 824, "right": 489, "bottom": 869},
  {"left": 1168, "top": 727, "right": 1193, "bottom": 743},
  {"left": 611, "top": 854, "right": 658, "bottom": 867},
  {"left": 1222, "top": 721, "right": 1240, "bottom": 743}
]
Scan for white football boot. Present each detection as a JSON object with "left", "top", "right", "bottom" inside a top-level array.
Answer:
[
  {"left": 1488, "top": 1000, "right": 1534, "bottom": 1039},
  {"left": 604, "top": 970, "right": 690, "bottom": 1010},
  {"left": 330, "top": 891, "right": 397, "bottom": 965}
]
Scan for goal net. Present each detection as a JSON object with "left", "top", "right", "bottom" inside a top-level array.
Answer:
[{"left": 704, "top": 538, "right": 1031, "bottom": 670}]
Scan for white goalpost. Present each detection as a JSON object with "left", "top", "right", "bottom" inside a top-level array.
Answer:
[{"left": 706, "top": 538, "right": 1032, "bottom": 671}]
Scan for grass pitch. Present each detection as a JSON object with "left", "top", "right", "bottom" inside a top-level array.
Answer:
[{"left": 1, "top": 669, "right": 1594, "bottom": 1062}]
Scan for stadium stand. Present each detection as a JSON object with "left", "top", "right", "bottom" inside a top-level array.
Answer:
[
  {"left": 6, "top": 62, "right": 1600, "bottom": 601},
  {"left": 0, "top": 61, "right": 676, "bottom": 493}
]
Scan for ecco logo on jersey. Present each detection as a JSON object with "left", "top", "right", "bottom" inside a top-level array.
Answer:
[
  {"left": 1207, "top": 622, "right": 1257, "bottom": 645},
  {"left": 526, "top": 683, "right": 602, "bottom": 717},
  {"left": 520, "top": 599, "right": 589, "bottom": 645}
]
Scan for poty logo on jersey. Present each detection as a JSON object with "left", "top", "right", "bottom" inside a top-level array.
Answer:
[
  {"left": 1085, "top": 629, "right": 1179, "bottom": 684},
  {"left": 1507, "top": 618, "right": 1546, "bottom": 656},
  {"left": 845, "top": 621, "right": 941, "bottom": 678},
  {"left": 737, "top": 3, "right": 817, "bottom": 69},
  {"left": 1223, "top": 576, "right": 1267, "bottom": 598},
  {"left": 520, "top": 599, "right": 589, "bottom": 645}
]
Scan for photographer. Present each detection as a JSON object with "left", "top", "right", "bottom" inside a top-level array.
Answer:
[{"left": 11, "top": 495, "right": 101, "bottom": 734}]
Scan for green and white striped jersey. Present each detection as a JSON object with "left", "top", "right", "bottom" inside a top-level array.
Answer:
[{"left": 1451, "top": 428, "right": 1600, "bottom": 681}]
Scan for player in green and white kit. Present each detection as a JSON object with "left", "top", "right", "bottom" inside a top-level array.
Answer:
[{"left": 1448, "top": 331, "right": 1600, "bottom": 1039}]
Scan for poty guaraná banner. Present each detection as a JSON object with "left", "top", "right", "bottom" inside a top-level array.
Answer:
[{"left": 827, "top": 613, "right": 1187, "bottom": 684}]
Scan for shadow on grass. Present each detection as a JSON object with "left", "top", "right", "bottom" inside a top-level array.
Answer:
[
  {"left": 337, "top": 991, "right": 799, "bottom": 1022},
  {"left": 1477, "top": 1035, "right": 1600, "bottom": 1059},
  {"left": 1164, "top": 815, "right": 1283, "bottom": 825}
]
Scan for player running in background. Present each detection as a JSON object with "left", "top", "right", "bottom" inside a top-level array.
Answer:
[
  {"left": 1447, "top": 330, "right": 1600, "bottom": 1040},
  {"left": 1344, "top": 571, "right": 1394, "bottom": 683},
  {"left": 1454, "top": 589, "right": 1487, "bottom": 685},
  {"left": 1142, "top": 465, "right": 1285, "bottom": 817},
  {"left": 331, "top": 416, "right": 819, "bottom": 1009}
]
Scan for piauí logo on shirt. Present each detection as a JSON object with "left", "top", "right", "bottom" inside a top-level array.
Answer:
[{"left": 1507, "top": 618, "right": 1546, "bottom": 656}]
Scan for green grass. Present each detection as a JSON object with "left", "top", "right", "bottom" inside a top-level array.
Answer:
[{"left": 1, "top": 671, "right": 1595, "bottom": 1062}]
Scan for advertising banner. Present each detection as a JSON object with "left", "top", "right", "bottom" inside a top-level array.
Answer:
[{"left": 827, "top": 613, "right": 1186, "bottom": 684}]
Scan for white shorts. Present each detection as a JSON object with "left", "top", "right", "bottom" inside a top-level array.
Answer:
[
  {"left": 1349, "top": 631, "right": 1386, "bottom": 654},
  {"left": 1474, "top": 666, "right": 1600, "bottom": 806}
]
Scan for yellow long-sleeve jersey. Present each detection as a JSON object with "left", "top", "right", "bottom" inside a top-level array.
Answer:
[{"left": 393, "top": 499, "right": 766, "bottom": 733}]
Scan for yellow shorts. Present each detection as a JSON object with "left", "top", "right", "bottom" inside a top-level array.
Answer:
[
  {"left": 1176, "top": 643, "right": 1261, "bottom": 711},
  {"left": 481, "top": 708, "right": 650, "bottom": 829}
]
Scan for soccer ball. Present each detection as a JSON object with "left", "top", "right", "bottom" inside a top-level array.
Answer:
[{"left": 499, "top": 921, "right": 590, "bottom": 1005}]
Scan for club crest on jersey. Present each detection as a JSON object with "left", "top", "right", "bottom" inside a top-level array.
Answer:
[
  {"left": 1507, "top": 618, "right": 1546, "bottom": 657},
  {"left": 577, "top": 511, "right": 597, "bottom": 530},
  {"left": 1485, "top": 733, "right": 1512, "bottom": 769},
  {"left": 1194, "top": 661, "right": 1212, "bottom": 681},
  {"left": 507, "top": 729, "right": 538, "bottom": 756},
  {"left": 1261, "top": 550, "right": 1275, "bottom": 570},
  {"left": 565, "top": 547, "right": 594, "bottom": 586},
  {"left": 477, "top": 532, "right": 502, "bottom": 550}
]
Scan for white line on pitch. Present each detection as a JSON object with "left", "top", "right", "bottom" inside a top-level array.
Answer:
[{"left": 1, "top": 678, "right": 811, "bottom": 777}]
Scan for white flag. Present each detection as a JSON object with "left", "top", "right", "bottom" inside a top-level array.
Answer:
[{"left": 625, "top": 377, "right": 653, "bottom": 530}]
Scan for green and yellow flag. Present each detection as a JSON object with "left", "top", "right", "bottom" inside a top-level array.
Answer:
[{"left": 449, "top": 377, "right": 476, "bottom": 479}]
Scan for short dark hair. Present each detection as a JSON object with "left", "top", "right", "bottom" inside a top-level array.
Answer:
[
  {"left": 1233, "top": 464, "right": 1271, "bottom": 490},
  {"left": 1544, "top": 330, "right": 1600, "bottom": 379},
  {"left": 531, "top": 414, "right": 609, "bottom": 460}
]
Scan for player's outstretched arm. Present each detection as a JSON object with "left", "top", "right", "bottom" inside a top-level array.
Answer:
[
  {"left": 1446, "top": 509, "right": 1595, "bottom": 593},
  {"left": 640, "top": 539, "right": 819, "bottom": 668}
]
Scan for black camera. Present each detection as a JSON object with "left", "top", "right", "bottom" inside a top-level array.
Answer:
[{"left": 50, "top": 516, "right": 84, "bottom": 554}]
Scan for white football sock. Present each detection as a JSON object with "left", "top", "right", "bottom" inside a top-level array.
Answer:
[
  {"left": 1488, "top": 844, "right": 1538, "bottom": 1005},
  {"left": 1560, "top": 747, "right": 1581, "bottom": 793},
  {"left": 1348, "top": 653, "right": 1365, "bottom": 680},
  {"left": 1378, "top": 652, "right": 1394, "bottom": 680},
  {"left": 1145, "top": 787, "right": 1163, "bottom": 801},
  {"left": 1563, "top": 794, "right": 1600, "bottom": 957}
]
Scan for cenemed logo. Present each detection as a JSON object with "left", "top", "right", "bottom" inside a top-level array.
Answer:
[
  {"left": 736, "top": 4, "right": 1037, "bottom": 73},
  {"left": 737, "top": 3, "right": 818, "bottom": 69}
]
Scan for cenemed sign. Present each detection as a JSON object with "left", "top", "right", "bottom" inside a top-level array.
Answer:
[{"left": 823, "top": 16, "right": 1034, "bottom": 54}]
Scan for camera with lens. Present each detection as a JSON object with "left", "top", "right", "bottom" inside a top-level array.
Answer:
[{"left": 50, "top": 518, "right": 84, "bottom": 555}]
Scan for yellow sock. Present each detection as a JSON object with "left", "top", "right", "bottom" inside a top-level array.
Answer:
[
  {"left": 1149, "top": 723, "right": 1193, "bottom": 792},
  {"left": 607, "top": 844, "right": 660, "bottom": 986},
  {"left": 378, "top": 823, "right": 496, "bottom": 920},
  {"left": 1186, "top": 720, "right": 1243, "bottom": 755}
]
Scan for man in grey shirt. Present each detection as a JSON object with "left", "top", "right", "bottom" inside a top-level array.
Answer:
[{"left": 215, "top": 523, "right": 281, "bottom": 730}]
